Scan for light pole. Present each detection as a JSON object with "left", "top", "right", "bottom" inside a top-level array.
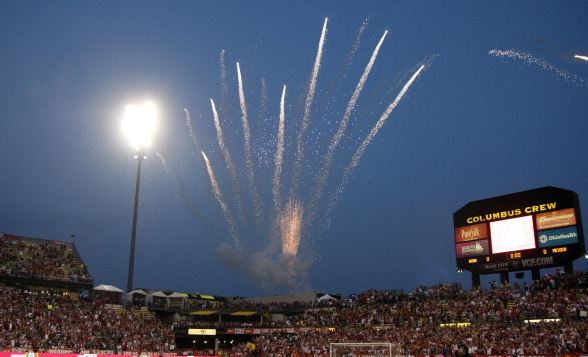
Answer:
[{"left": 121, "top": 101, "right": 157, "bottom": 292}]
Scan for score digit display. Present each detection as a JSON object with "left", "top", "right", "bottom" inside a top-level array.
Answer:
[{"left": 453, "top": 187, "right": 585, "bottom": 274}]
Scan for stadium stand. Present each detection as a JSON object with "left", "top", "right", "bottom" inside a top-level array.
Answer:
[
  {"left": 247, "top": 273, "right": 588, "bottom": 356},
  {"left": 1, "top": 232, "right": 588, "bottom": 356},
  {"left": 0, "top": 233, "right": 93, "bottom": 289},
  {"left": 0, "top": 285, "right": 175, "bottom": 352}
]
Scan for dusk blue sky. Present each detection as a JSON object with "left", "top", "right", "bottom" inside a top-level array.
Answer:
[{"left": 1, "top": 1, "right": 587, "bottom": 297}]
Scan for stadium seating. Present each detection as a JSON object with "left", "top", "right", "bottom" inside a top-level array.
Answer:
[
  {"left": 0, "top": 234, "right": 92, "bottom": 286},
  {"left": 1, "top": 231, "right": 587, "bottom": 356}
]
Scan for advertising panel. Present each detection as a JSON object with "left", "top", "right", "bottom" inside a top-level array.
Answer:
[
  {"left": 456, "top": 239, "right": 489, "bottom": 258},
  {"left": 0, "top": 353, "right": 217, "bottom": 357},
  {"left": 537, "top": 226, "right": 579, "bottom": 248},
  {"left": 535, "top": 208, "right": 576, "bottom": 230},
  {"left": 188, "top": 328, "right": 216, "bottom": 336},
  {"left": 455, "top": 222, "right": 488, "bottom": 243}
]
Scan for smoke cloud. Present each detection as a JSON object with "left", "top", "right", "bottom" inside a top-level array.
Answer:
[{"left": 215, "top": 243, "right": 312, "bottom": 293}]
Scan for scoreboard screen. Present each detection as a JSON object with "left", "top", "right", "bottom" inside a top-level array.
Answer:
[{"left": 453, "top": 186, "right": 585, "bottom": 274}]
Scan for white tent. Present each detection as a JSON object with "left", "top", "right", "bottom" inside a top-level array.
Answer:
[
  {"left": 168, "top": 292, "right": 188, "bottom": 309},
  {"left": 168, "top": 292, "right": 188, "bottom": 298},
  {"left": 147, "top": 291, "right": 169, "bottom": 308},
  {"left": 127, "top": 289, "right": 148, "bottom": 306},
  {"left": 129, "top": 289, "right": 148, "bottom": 295},
  {"left": 149, "top": 291, "right": 168, "bottom": 297},
  {"left": 317, "top": 294, "right": 338, "bottom": 302},
  {"left": 94, "top": 284, "right": 124, "bottom": 293}
]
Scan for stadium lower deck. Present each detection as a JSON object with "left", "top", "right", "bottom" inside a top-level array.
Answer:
[{"left": 1, "top": 234, "right": 588, "bottom": 356}]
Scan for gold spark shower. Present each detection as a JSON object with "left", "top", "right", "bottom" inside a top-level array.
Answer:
[
  {"left": 279, "top": 199, "right": 304, "bottom": 257},
  {"left": 171, "top": 19, "right": 430, "bottom": 291}
]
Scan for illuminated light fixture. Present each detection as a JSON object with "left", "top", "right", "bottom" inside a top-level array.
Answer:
[
  {"left": 574, "top": 55, "right": 588, "bottom": 62},
  {"left": 121, "top": 101, "right": 158, "bottom": 293},
  {"left": 122, "top": 101, "right": 157, "bottom": 151}
]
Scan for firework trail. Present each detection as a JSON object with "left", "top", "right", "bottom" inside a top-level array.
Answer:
[
  {"left": 259, "top": 77, "right": 268, "bottom": 122},
  {"left": 272, "top": 85, "right": 287, "bottom": 211},
  {"left": 255, "top": 77, "right": 271, "bottom": 168},
  {"left": 279, "top": 199, "right": 304, "bottom": 257},
  {"left": 313, "top": 17, "right": 370, "bottom": 150},
  {"left": 154, "top": 151, "right": 210, "bottom": 230},
  {"left": 236, "top": 62, "right": 263, "bottom": 223},
  {"left": 308, "top": 30, "right": 388, "bottom": 223},
  {"left": 219, "top": 50, "right": 229, "bottom": 119},
  {"left": 489, "top": 49, "right": 587, "bottom": 88},
  {"left": 210, "top": 98, "right": 243, "bottom": 216},
  {"left": 290, "top": 17, "right": 329, "bottom": 198},
  {"left": 346, "top": 17, "right": 369, "bottom": 73},
  {"left": 184, "top": 108, "right": 201, "bottom": 153},
  {"left": 201, "top": 151, "right": 240, "bottom": 246},
  {"left": 322, "top": 64, "right": 426, "bottom": 234}
]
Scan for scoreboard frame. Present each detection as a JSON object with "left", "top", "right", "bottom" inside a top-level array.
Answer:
[{"left": 453, "top": 186, "right": 585, "bottom": 274}]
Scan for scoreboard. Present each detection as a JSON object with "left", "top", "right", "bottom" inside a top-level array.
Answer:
[{"left": 453, "top": 187, "right": 585, "bottom": 274}]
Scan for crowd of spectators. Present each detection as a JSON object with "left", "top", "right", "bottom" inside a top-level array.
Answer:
[
  {"left": 0, "top": 234, "right": 91, "bottom": 283},
  {"left": 250, "top": 319, "right": 588, "bottom": 356},
  {"left": 2, "top": 228, "right": 588, "bottom": 356},
  {"left": 249, "top": 271, "right": 588, "bottom": 356},
  {"left": 0, "top": 285, "right": 174, "bottom": 353}
]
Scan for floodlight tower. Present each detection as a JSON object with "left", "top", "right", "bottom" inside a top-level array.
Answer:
[{"left": 121, "top": 101, "right": 157, "bottom": 292}]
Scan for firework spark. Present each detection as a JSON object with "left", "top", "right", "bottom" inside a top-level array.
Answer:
[
  {"left": 308, "top": 30, "right": 388, "bottom": 223},
  {"left": 201, "top": 151, "right": 239, "bottom": 246},
  {"left": 279, "top": 199, "right": 304, "bottom": 257},
  {"left": 184, "top": 108, "right": 201, "bottom": 152},
  {"left": 290, "top": 17, "right": 329, "bottom": 198},
  {"left": 272, "top": 85, "right": 287, "bottom": 211},
  {"left": 236, "top": 62, "right": 263, "bottom": 223},
  {"left": 210, "top": 98, "right": 243, "bottom": 216},
  {"left": 219, "top": 49, "right": 229, "bottom": 119},
  {"left": 183, "top": 20, "right": 431, "bottom": 292},
  {"left": 323, "top": 64, "right": 426, "bottom": 234},
  {"left": 347, "top": 17, "right": 369, "bottom": 68},
  {"left": 490, "top": 49, "right": 587, "bottom": 88}
]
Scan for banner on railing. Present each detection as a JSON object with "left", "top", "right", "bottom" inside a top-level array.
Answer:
[{"left": 0, "top": 353, "right": 216, "bottom": 357}]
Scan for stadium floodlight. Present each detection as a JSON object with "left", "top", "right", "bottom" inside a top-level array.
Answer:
[
  {"left": 122, "top": 102, "right": 157, "bottom": 151},
  {"left": 121, "top": 101, "right": 158, "bottom": 293}
]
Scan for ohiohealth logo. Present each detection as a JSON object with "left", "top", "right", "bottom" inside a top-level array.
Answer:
[{"left": 537, "top": 226, "right": 578, "bottom": 248}]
